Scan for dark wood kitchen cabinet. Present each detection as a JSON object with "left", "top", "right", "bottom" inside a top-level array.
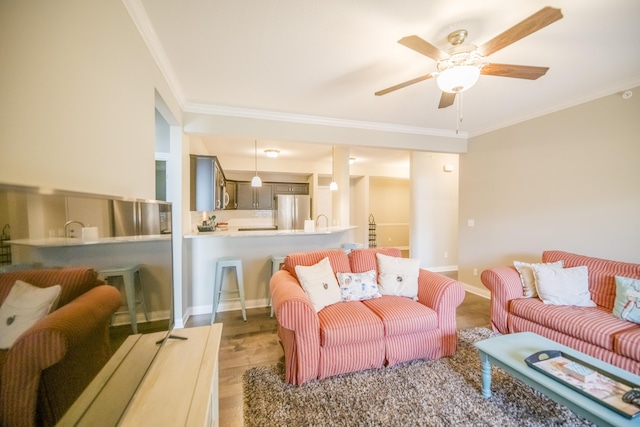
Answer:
[
  {"left": 236, "top": 182, "right": 273, "bottom": 210},
  {"left": 273, "top": 183, "right": 309, "bottom": 195}
]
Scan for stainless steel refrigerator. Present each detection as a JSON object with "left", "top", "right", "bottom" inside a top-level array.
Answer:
[
  {"left": 112, "top": 200, "right": 162, "bottom": 236},
  {"left": 276, "top": 194, "right": 311, "bottom": 230}
]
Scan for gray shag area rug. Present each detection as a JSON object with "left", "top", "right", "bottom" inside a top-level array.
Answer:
[{"left": 243, "top": 327, "right": 594, "bottom": 426}]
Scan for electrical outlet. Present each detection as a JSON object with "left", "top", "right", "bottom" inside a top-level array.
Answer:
[
  {"left": 444, "top": 251, "right": 448, "bottom": 258},
  {"left": 473, "top": 268, "right": 478, "bottom": 276},
  {"left": 467, "top": 219, "right": 475, "bottom": 227}
]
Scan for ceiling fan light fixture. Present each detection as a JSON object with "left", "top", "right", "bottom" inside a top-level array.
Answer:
[
  {"left": 437, "top": 65, "right": 480, "bottom": 93},
  {"left": 264, "top": 149, "right": 279, "bottom": 158}
]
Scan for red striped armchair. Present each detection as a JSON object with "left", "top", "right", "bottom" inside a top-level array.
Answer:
[
  {"left": 0, "top": 268, "right": 122, "bottom": 427},
  {"left": 270, "top": 248, "right": 465, "bottom": 385}
]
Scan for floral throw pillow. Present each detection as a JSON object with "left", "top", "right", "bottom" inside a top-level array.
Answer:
[
  {"left": 612, "top": 276, "right": 640, "bottom": 325},
  {"left": 336, "top": 270, "right": 381, "bottom": 301}
]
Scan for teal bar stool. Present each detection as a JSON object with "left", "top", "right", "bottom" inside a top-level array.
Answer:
[
  {"left": 99, "top": 265, "right": 149, "bottom": 334},
  {"left": 212, "top": 258, "right": 246, "bottom": 323},
  {"left": 270, "top": 255, "right": 286, "bottom": 317}
]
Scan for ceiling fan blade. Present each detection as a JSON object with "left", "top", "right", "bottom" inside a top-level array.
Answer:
[
  {"left": 398, "top": 35, "right": 447, "bottom": 61},
  {"left": 481, "top": 63, "right": 549, "bottom": 80},
  {"left": 374, "top": 74, "right": 433, "bottom": 96},
  {"left": 478, "top": 7, "right": 563, "bottom": 57},
  {"left": 438, "top": 92, "right": 456, "bottom": 109}
]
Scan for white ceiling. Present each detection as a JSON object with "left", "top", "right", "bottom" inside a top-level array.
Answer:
[{"left": 136, "top": 0, "right": 640, "bottom": 164}]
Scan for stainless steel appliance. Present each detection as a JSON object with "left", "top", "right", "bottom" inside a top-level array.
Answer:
[
  {"left": 276, "top": 194, "right": 311, "bottom": 230},
  {"left": 112, "top": 200, "right": 162, "bottom": 236}
]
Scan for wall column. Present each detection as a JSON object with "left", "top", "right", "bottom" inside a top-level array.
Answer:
[{"left": 331, "top": 146, "right": 350, "bottom": 226}]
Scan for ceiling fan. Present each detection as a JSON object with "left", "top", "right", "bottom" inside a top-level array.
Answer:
[{"left": 375, "top": 7, "right": 563, "bottom": 109}]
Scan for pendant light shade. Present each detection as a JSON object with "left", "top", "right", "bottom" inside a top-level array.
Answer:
[
  {"left": 329, "top": 146, "right": 338, "bottom": 191},
  {"left": 251, "top": 140, "right": 262, "bottom": 187}
]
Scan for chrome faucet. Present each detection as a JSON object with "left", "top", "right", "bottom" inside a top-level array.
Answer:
[
  {"left": 64, "top": 220, "right": 85, "bottom": 238},
  {"left": 315, "top": 214, "right": 329, "bottom": 229}
]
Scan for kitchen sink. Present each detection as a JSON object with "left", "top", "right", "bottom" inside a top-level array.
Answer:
[{"left": 237, "top": 227, "right": 277, "bottom": 231}]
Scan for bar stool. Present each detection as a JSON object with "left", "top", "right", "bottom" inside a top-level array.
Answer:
[
  {"left": 212, "top": 258, "right": 246, "bottom": 323},
  {"left": 270, "top": 255, "right": 286, "bottom": 317},
  {"left": 99, "top": 265, "right": 149, "bottom": 334}
]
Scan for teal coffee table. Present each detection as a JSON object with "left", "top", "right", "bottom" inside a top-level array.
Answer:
[{"left": 475, "top": 332, "right": 640, "bottom": 427}]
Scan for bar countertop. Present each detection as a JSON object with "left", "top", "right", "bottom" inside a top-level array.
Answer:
[
  {"left": 184, "top": 225, "right": 357, "bottom": 238},
  {"left": 8, "top": 234, "right": 171, "bottom": 247}
]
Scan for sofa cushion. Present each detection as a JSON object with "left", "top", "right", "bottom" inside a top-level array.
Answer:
[
  {"left": 376, "top": 253, "right": 420, "bottom": 299},
  {"left": 0, "top": 268, "right": 98, "bottom": 308},
  {"left": 612, "top": 276, "right": 640, "bottom": 324},
  {"left": 362, "top": 296, "right": 438, "bottom": 336},
  {"left": 295, "top": 257, "right": 342, "bottom": 312},
  {"left": 543, "top": 251, "right": 640, "bottom": 310},
  {"left": 318, "top": 301, "right": 384, "bottom": 347},
  {"left": 510, "top": 298, "right": 633, "bottom": 350},
  {"left": 532, "top": 265, "right": 595, "bottom": 307},
  {"left": 0, "top": 280, "right": 62, "bottom": 349},
  {"left": 348, "top": 247, "right": 402, "bottom": 273},
  {"left": 284, "top": 249, "right": 351, "bottom": 281},
  {"left": 513, "top": 260, "right": 563, "bottom": 298},
  {"left": 613, "top": 327, "right": 640, "bottom": 362},
  {"left": 336, "top": 270, "right": 381, "bottom": 301}
]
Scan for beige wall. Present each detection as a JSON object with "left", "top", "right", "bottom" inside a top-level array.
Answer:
[
  {"left": 459, "top": 87, "right": 640, "bottom": 294},
  {"left": 0, "top": 0, "right": 181, "bottom": 199},
  {"left": 369, "top": 177, "right": 410, "bottom": 250},
  {"left": 410, "top": 152, "right": 459, "bottom": 270}
]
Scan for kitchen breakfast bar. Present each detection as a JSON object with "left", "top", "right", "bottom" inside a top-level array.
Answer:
[{"left": 184, "top": 225, "right": 357, "bottom": 319}]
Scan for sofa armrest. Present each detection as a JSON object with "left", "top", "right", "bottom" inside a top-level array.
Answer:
[
  {"left": 480, "top": 266, "right": 523, "bottom": 334},
  {"left": 1, "top": 284, "right": 122, "bottom": 427},
  {"left": 417, "top": 269, "right": 465, "bottom": 356},
  {"left": 269, "top": 270, "right": 320, "bottom": 385}
]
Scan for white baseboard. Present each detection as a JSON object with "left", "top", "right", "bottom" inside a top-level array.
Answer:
[
  {"left": 111, "top": 309, "right": 170, "bottom": 327},
  {"left": 463, "top": 284, "right": 490, "bottom": 299}
]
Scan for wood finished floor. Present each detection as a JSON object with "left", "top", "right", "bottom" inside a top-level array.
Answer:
[{"left": 185, "top": 291, "right": 491, "bottom": 427}]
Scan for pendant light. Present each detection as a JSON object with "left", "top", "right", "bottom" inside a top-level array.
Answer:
[
  {"left": 329, "top": 146, "right": 338, "bottom": 191},
  {"left": 251, "top": 140, "right": 262, "bottom": 187}
]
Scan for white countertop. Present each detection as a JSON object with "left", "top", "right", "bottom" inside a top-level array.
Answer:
[
  {"left": 8, "top": 234, "right": 171, "bottom": 247},
  {"left": 184, "top": 225, "right": 357, "bottom": 238}
]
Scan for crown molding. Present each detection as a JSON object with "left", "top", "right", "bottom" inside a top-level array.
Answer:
[
  {"left": 469, "top": 77, "right": 640, "bottom": 138},
  {"left": 183, "top": 103, "right": 468, "bottom": 139},
  {"left": 122, "top": 0, "right": 185, "bottom": 108}
]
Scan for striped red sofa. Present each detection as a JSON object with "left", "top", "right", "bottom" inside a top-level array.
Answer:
[
  {"left": 269, "top": 247, "right": 465, "bottom": 385},
  {"left": 0, "top": 268, "right": 122, "bottom": 427},
  {"left": 481, "top": 250, "right": 640, "bottom": 375}
]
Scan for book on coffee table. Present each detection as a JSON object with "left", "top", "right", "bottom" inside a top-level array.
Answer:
[{"left": 525, "top": 350, "right": 640, "bottom": 419}]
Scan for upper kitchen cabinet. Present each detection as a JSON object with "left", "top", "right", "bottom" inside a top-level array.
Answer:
[
  {"left": 190, "top": 155, "right": 226, "bottom": 211},
  {"left": 236, "top": 182, "right": 273, "bottom": 210},
  {"left": 273, "top": 183, "right": 309, "bottom": 195}
]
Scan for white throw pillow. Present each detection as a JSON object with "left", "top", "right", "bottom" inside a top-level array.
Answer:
[
  {"left": 612, "top": 276, "right": 640, "bottom": 325},
  {"left": 513, "top": 260, "right": 564, "bottom": 298},
  {"left": 532, "top": 265, "right": 595, "bottom": 307},
  {"left": 0, "top": 280, "right": 62, "bottom": 349},
  {"left": 295, "top": 257, "right": 342, "bottom": 312},
  {"left": 336, "top": 270, "right": 381, "bottom": 301},
  {"left": 376, "top": 253, "right": 420, "bottom": 299}
]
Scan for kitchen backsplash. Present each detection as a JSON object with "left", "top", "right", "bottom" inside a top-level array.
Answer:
[{"left": 190, "top": 210, "right": 274, "bottom": 232}]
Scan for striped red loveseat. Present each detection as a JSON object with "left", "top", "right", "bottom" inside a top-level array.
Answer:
[
  {"left": 482, "top": 250, "right": 640, "bottom": 375},
  {"left": 269, "top": 247, "right": 465, "bottom": 385}
]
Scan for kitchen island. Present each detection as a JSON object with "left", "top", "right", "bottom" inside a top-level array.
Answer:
[{"left": 184, "top": 225, "right": 357, "bottom": 319}]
